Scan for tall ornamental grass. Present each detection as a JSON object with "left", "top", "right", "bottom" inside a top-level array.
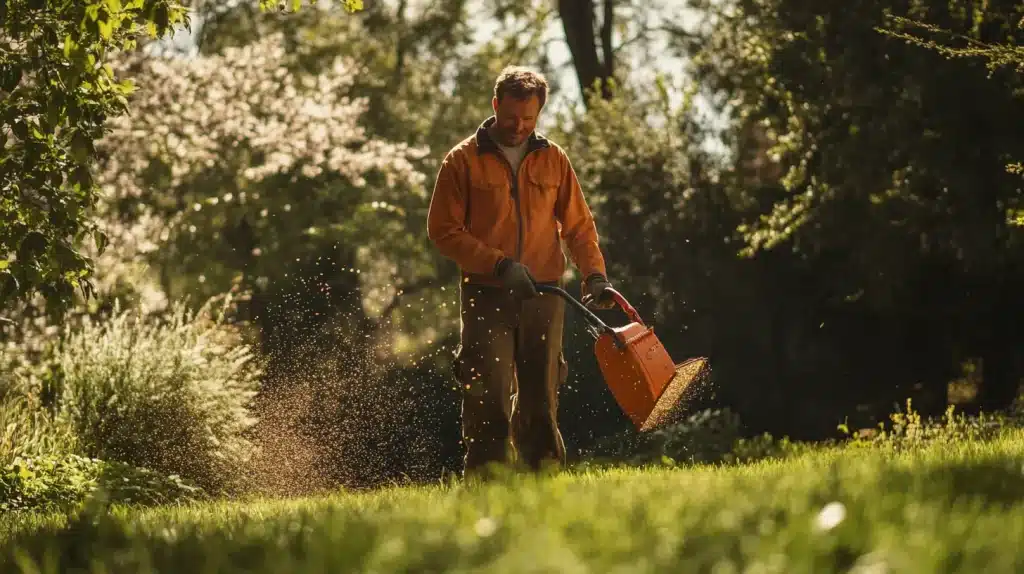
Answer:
[{"left": 49, "top": 295, "right": 261, "bottom": 495}]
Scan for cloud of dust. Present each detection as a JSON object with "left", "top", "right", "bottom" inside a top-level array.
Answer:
[{"left": 237, "top": 303, "right": 462, "bottom": 498}]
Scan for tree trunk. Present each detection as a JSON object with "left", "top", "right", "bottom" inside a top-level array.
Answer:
[{"left": 557, "top": 0, "right": 614, "bottom": 106}]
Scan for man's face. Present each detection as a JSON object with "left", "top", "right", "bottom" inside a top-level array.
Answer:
[{"left": 491, "top": 93, "right": 541, "bottom": 146}]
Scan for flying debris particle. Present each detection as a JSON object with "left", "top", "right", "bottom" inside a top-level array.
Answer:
[{"left": 815, "top": 501, "right": 846, "bottom": 531}]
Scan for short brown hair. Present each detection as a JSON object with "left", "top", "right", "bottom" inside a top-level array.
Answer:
[{"left": 494, "top": 65, "right": 548, "bottom": 108}]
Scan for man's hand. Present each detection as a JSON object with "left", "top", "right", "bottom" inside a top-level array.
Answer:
[
  {"left": 582, "top": 274, "right": 615, "bottom": 310},
  {"left": 496, "top": 258, "right": 539, "bottom": 299}
]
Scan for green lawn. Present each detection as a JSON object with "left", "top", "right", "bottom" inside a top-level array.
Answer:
[{"left": 4, "top": 430, "right": 1024, "bottom": 573}]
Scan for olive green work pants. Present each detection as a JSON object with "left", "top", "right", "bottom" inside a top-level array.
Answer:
[{"left": 453, "top": 282, "right": 569, "bottom": 476}]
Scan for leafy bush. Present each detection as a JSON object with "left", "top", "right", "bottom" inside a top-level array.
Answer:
[
  {"left": 47, "top": 294, "right": 261, "bottom": 495},
  {"left": 579, "top": 408, "right": 796, "bottom": 468},
  {"left": 724, "top": 432, "right": 810, "bottom": 464},
  {"left": 642, "top": 408, "right": 746, "bottom": 465},
  {"left": 0, "top": 454, "right": 205, "bottom": 512}
]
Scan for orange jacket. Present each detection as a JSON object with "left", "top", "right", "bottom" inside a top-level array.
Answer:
[{"left": 427, "top": 117, "right": 607, "bottom": 288}]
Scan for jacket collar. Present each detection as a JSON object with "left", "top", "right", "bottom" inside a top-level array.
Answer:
[{"left": 475, "top": 115, "right": 550, "bottom": 155}]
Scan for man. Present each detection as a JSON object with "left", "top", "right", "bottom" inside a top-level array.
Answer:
[{"left": 427, "top": 65, "right": 615, "bottom": 478}]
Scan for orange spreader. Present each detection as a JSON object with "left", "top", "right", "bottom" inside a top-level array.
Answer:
[{"left": 537, "top": 284, "right": 710, "bottom": 433}]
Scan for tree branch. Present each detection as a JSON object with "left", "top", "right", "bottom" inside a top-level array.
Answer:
[{"left": 612, "top": 21, "right": 669, "bottom": 56}]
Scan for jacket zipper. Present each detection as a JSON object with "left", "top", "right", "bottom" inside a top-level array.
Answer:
[
  {"left": 496, "top": 149, "right": 539, "bottom": 263},
  {"left": 510, "top": 162, "right": 523, "bottom": 262}
]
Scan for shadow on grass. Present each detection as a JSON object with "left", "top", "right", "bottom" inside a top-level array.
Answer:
[{"left": 877, "top": 454, "right": 1024, "bottom": 509}]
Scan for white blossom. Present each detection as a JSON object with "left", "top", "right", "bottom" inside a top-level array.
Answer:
[
  {"left": 97, "top": 32, "right": 428, "bottom": 200},
  {"left": 86, "top": 33, "right": 432, "bottom": 308}
]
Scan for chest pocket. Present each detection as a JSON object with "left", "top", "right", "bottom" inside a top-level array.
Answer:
[
  {"left": 524, "top": 165, "right": 560, "bottom": 214},
  {"left": 465, "top": 163, "right": 513, "bottom": 230}
]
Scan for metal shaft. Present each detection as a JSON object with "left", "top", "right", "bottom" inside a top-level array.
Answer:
[{"left": 535, "top": 284, "right": 618, "bottom": 343}]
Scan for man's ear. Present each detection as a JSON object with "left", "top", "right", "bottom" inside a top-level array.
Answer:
[{"left": 491, "top": 96, "right": 498, "bottom": 113}]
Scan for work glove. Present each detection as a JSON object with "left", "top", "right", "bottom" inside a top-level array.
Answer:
[
  {"left": 495, "top": 258, "right": 540, "bottom": 300},
  {"left": 582, "top": 273, "right": 615, "bottom": 310}
]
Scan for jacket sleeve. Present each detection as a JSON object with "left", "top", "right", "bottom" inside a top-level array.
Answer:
[
  {"left": 427, "top": 150, "right": 506, "bottom": 276},
  {"left": 555, "top": 150, "right": 608, "bottom": 280}
]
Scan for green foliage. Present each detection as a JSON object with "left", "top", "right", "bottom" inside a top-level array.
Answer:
[
  {"left": 877, "top": 12, "right": 1024, "bottom": 202},
  {"left": 0, "top": 394, "right": 77, "bottom": 468},
  {"left": 45, "top": 294, "right": 260, "bottom": 495},
  {"left": 840, "top": 398, "right": 1010, "bottom": 451},
  {"left": 0, "top": 454, "right": 204, "bottom": 512},
  {"left": 727, "top": 432, "right": 805, "bottom": 464},
  {"left": 683, "top": 0, "right": 1024, "bottom": 280},
  {"left": 0, "top": 0, "right": 188, "bottom": 316},
  {"left": 878, "top": 14, "right": 1024, "bottom": 74}
]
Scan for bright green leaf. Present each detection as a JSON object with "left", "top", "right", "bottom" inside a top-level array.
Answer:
[{"left": 98, "top": 19, "right": 113, "bottom": 40}]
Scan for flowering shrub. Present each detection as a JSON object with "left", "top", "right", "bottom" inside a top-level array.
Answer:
[
  {"left": 99, "top": 33, "right": 426, "bottom": 193},
  {"left": 91, "top": 33, "right": 431, "bottom": 305}
]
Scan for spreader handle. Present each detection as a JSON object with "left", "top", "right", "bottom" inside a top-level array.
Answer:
[
  {"left": 534, "top": 284, "right": 612, "bottom": 333},
  {"left": 535, "top": 284, "right": 632, "bottom": 350},
  {"left": 604, "top": 288, "right": 644, "bottom": 325}
]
